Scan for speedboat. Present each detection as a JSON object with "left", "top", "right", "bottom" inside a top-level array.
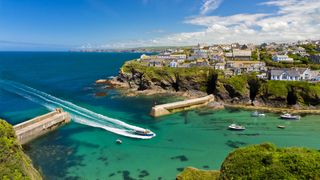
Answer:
[
  {"left": 116, "top": 139, "right": 122, "bottom": 144},
  {"left": 251, "top": 111, "right": 265, "bottom": 117},
  {"left": 280, "top": 113, "right": 300, "bottom": 120},
  {"left": 228, "top": 124, "right": 246, "bottom": 131},
  {"left": 133, "top": 129, "right": 155, "bottom": 137},
  {"left": 277, "top": 125, "right": 286, "bottom": 129}
]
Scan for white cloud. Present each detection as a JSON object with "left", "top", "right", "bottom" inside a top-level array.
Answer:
[
  {"left": 95, "top": 0, "right": 320, "bottom": 48},
  {"left": 200, "top": 0, "right": 223, "bottom": 15}
]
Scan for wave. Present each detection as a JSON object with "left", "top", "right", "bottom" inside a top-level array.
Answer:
[{"left": 0, "top": 80, "right": 155, "bottom": 139}]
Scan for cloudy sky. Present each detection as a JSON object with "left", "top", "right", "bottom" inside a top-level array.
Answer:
[{"left": 0, "top": 0, "right": 319, "bottom": 50}]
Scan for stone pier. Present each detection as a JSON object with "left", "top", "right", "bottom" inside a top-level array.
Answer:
[
  {"left": 150, "top": 95, "right": 215, "bottom": 117},
  {"left": 14, "top": 108, "right": 71, "bottom": 145}
]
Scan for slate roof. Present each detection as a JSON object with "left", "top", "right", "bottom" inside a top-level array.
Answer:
[{"left": 270, "top": 68, "right": 307, "bottom": 77}]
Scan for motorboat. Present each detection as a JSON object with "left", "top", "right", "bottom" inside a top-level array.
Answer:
[
  {"left": 277, "top": 125, "right": 286, "bottom": 129},
  {"left": 280, "top": 113, "right": 300, "bottom": 120},
  {"left": 132, "top": 129, "right": 155, "bottom": 137},
  {"left": 251, "top": 111, "right": 266, "bottom": 117},
  {"left": 228, "top": 124, "right": 246, "bottom": 131},
  {"left": 116, "top": 139, "right": 122, "bottom": 144}
]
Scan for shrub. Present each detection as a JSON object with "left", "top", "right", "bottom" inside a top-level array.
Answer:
[{"left": 220, "top": 143, "right": 320, "bottom": 179}]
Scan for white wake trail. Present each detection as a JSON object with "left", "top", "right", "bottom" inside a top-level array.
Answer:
[{"left": 0, "top": 80, "right": 155, "bottom": 139}]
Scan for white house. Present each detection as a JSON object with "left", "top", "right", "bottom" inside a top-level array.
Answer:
[
  {"left": 272, "top": 55, "right": 294, "bottom": 62},
  {"left": 169, "top": 61, "right": 178, "bottom": 68},
  {"left": 270, "top": 68, "right": 311, "bottom": 81},
  {"left": 214, "top": 63, "right": 225, "bottom": 70}
]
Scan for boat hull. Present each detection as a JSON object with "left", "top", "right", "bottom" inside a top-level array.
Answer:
[{"left": 280, "top": 116, "right": 300, "bottom": 120}]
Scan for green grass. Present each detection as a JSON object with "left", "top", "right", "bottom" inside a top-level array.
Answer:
[
  {"left": 176, "top": 167, "right": 220, "bottom": 180},
  {"left": 220, "top": 143, "right": 320, "bottom": 179},
  {"left": 0, "top": 119, "right": 42, "bottom": 180}
]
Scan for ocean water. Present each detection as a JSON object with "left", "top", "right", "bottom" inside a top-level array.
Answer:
[{"left": 0, "top": 52, "right": 320, "bottom": 179}]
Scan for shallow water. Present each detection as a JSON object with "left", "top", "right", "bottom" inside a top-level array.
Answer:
[{"left": 0, "top": 52, "right": 320, "bottom": 179}]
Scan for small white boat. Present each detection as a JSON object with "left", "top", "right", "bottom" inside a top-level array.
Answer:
[
  {"left": 277, "top": 125, "right": 286, "bottom": 129},
  {"left": 228, "top": 124, "right": 246, "bottom": 131},
  {"left": 251, "top": 111, "right": 265, "bottom": 117},
  {"left": 280, "top": 113, "right": 300, "bottom": 120},
  {"left": 116, "top": 139, "right": 122, "bottom": 144},
  {"left": 132, "top": 129, "right": 155, "bottom": 137}
]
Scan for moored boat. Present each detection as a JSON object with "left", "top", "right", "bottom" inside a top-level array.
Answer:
[
  {"left": 251, "top": 111, "right": 265, "bottom": 117},
  {"left": 277, "top": 125, "right": 286, "bottom": 129},
  {"left": 228, "top": 124, "right": 246, "bottom": 131},
  {"left": 280, "top": 113, "right": 300, "bottom": 120},
  {"left": 116, "top": 139, "right": 122, "bottom": 144}
]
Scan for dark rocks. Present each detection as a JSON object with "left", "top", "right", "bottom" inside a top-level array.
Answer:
[{"left": 171, "top": 155, "right": 188, "bottom": 162}]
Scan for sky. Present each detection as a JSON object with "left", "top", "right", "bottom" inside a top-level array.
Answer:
[{"left": 0, "top": 0, "right": 319, "bottom": 50}]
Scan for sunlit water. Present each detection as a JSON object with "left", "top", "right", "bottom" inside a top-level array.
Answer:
[{"left": 0, "top": 52, "right": 319, "bottom": 179}]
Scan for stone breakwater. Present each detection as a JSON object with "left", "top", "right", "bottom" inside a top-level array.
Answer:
[
  {"left": 14, "top": 108, "right": 71, "bottom": 145},
  {"left": 150, "top": 95, "right": 215, "bottom": 117}
]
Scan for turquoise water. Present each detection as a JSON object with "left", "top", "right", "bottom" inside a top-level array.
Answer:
[{"left": 0, "top": 52, "right": 320, "bottom": 179}]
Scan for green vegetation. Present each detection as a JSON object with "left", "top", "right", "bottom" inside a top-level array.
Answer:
[
  {"left": 220, "top": 143, "right": 320, "bottom": 179},
  {"left": 288, "top": 53, "right": 309, "bottom": 64},
  {"left": 0, "top": 119, "right": 41, "bottom": 180},
  {"left": 122, "top": 60, "right": 223, "bottom": 92},
  {"left": 222, "top": 75, "right": 248, "bottom": 95},
  {"left": 251, "top": 49, "right": 258, "bottom": 61},
  {"left": 177, "top": 143, "right": 320, "bottom": 179},
  {"left": 261, "top": 81, "right": 320, "bottom": 105},
  {"left": 177, "top": 167, "right": 220, "bottom": 180},
  {"left": 259, "top": 46, "right": 320, "bottom": 70},
  {"left": 301, "top": 44, "right": 319, "bottom": 55},
  {"left": 121, "top": 61, "right": 320, "bottom": 106}
]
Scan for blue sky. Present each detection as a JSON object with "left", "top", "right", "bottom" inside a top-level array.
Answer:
[{"left": 0, "top": 0, "right": 319, "bottom": 50}]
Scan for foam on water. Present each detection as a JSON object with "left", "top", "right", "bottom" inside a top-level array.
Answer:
[{"left": 0, "top": 80, "right": 155, "bottom": 139}]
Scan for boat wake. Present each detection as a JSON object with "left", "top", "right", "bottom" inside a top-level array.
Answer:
[{"left": 0, "top": 80, "right": 155, "bottom": 139}]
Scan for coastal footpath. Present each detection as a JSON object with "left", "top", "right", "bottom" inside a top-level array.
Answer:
[
  {"left": 103, "top": 61, "right": 320, "bottom": 111},
  {"left": 0, "top": 119, "right": 42, "bottom": 179}
]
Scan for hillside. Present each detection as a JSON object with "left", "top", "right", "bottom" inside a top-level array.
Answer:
[
  {"left": 0, "top": 119, "right": 42, "bottom": 180},
  {"left": 177, "top": 143, "right": 320, "bottom": 179},
  {"left": 114, "top": 61, "right": 320, "bottom": 108}
]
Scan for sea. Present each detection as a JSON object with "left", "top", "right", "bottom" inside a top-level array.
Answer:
[{"left": 0, "top": 52, "right": 319, "bottom": 179}]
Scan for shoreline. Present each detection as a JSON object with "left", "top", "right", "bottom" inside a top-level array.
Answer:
[
  {"left": 96, "top": 78, "right": 320, "bottom": 115},
  {"left": 224, "top": 104, "right": 320, "bottom": 115}
]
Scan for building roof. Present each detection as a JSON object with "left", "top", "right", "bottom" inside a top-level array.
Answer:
[
  {"left": 270, "top": 68, "right": 308, "bottom": 77},
  {"left": 232, "top": 49, "right": 252, "bottom": 57}
]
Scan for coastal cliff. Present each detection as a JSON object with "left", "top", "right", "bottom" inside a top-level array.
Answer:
[
  {"left": 107, "top": 61, "right": 320, "bottom": 109},
  {"left": 0, "top": 119, "right": 42, "bottom": 180}
]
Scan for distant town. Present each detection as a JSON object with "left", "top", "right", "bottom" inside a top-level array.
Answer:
[{"left": 78, "top": 40, "right": 320, "bottom": 82}]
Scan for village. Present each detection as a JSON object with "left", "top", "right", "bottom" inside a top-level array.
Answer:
[{"left": 137, "top": 40, "right": 320, "bottom": 82}]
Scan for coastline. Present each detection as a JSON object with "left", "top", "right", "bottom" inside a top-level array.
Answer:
[
  {"left": 224, "top": 104, "right": 320, "bottom": 115},
  {"left": 96, "top": 78, "right": 320, "bottom": 115}
]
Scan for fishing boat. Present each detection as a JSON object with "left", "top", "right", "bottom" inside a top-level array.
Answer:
[
  {"left": 228, "top": 124, "right": 246, "bottom": 131},
  {"left": 251, "top": 111, "right": 266, "bottom": 117},
  {"left": 116, "top": 139, "right": 122, "bottom": 144},
  {"left": 280, "top": 113, "right": 300, "bottom": 120},
  {"left": 132, "top": 129, "right": 155, "bottom": 137},
  {"left": 277, "top": 125, "right": 286, "bottom": 129}
]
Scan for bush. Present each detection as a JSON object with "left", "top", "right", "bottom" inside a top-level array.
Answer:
[
  {"left": 0, "top": 120, "right": 42, "bottom": 180},
  {"left": 176, "top": 167, "right": 220, "bottom": 180},
  {"left": 220, "top": 143, "right": 320, "bottom": 179}
]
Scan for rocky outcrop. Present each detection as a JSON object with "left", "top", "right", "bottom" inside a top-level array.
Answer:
[{"left": 104, "top": 61, "right": 320, "bottom": 108}]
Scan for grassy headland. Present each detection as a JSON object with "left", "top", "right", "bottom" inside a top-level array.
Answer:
[
  {"left": 0, "top": 119, "right": 42, "bottom": 180},
  {"left": 115, "top": 61, "right": 320, "bottom": 109},
  {"left": 177, "top": 143, "right": 320, "bottom": 179}
]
